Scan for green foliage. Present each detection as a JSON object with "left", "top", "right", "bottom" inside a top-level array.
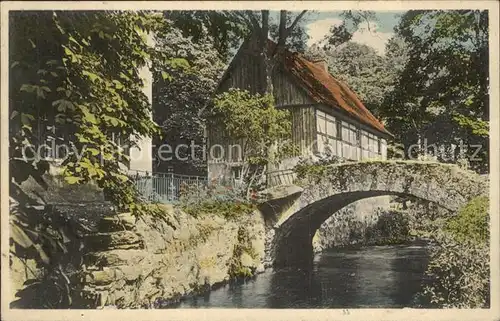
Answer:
[
  {"left": 381, "top": 10, "right": 489, "bottom": 173},
  {"left": 9, "top": 191, "right": 91, "bottom": 308},
  {"left": 212, "top": 89, "right": 293, "bottom": 161},
  {"left": 323, "top": 11, "right": 377, "bottom": 48},
  {"left": 294, "top": 163, "right": 328, "bottom": 183},
  {"left": 182, "top": 200, "right": 257, "bottom": 221},
  {"left": 293, "top": 155, "right": 344, "bottom": 184},
  {"left": 8, "top": 11, "right": 189, "bottom": 308},
  {"left": 211, "top": 89, "right": 295, "bottom": 184},
  {"left": 384, "top": 35, "right": 410, "bottom": 74},
  {"left": 412, "top": 196, "right": 490, "bottom": 308},
  {"left": 165, "top": 11, "right": 249, "bottom": 61},
  {"left": 9, "top": 11, "right": 183, "bottom": 218},
  {"left": 418, "top": 236, "right": 489, "bottom": 308},
  {"left": 306, "top": 41, "right": 399, "bottom": 117},
  {"left": 178, "top": 182, "right": 257, "bottom": 220},
  {"left": 228, "top": 226, "right": 258, "bottom": 278},
  {"left": 445, "top": 196, "right": 489, "bottom": 244},
  {"left": 269, "top": 12, "right": 310, "bottom": 53},
  {"left": 153, "top": 25, "right": 226, "bottom": 175},
  {"left": 364, "top": 211, "right": 411, "bottom": 245}
]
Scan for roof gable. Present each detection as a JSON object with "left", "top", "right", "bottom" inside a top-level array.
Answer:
[{"left": 280, "top": 49, "right": 391, "bottom": 136}]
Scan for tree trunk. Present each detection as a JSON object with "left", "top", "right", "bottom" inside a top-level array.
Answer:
[
  {"left": 253, "top": 10, "right": 307, "bottom": 187},
  {"left": 253, "top": 10, "right": 279, "bottom": 181}
]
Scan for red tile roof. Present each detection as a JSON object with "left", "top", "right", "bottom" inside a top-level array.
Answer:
[
  {"left": 217, "top": 37, "right": 391, "bottom": 136},
  {"left": 280, "top": 50, "right": 392, "bottom": 136}
]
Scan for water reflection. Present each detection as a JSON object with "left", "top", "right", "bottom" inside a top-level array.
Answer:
[{"left": 174, "top": 242, "right": 430, "bottom": 308}]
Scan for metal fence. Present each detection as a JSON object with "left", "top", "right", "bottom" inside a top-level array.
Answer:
[
  {"left": 130, "top": 168, "right": 297, "bottom": 204},
  {"left": 129, "top": 170, "right": 208, "bottom": 203}
]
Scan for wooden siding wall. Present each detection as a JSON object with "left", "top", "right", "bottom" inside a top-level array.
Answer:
[
  {"left": 213, "top": 41, "right": 319, "bottom": 162},
  {"left": 206, "top": 119, "right": 245, "bottom": 164},
  {"left": 272, "top": 67, "right": 315, "bottom": 107},
  {"left": 218, "top": 38, "right": 264, "bottom": 94},
  {"left": 285, "top": 106, "right": 316, "bottom": 156}
]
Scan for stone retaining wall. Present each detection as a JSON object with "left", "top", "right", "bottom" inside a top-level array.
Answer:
[{"left": 82, "top": 205, "right": 265, "bottom": 308}]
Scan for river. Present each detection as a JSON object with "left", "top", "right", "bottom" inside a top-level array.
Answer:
[{"left": 166, "top": 241, "right": 431, "bottom": 309}]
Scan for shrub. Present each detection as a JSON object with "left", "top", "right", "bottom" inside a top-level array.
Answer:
[
  {"left": 364, "top": 210, "right": 411, "bottom": 245},
  {"left": 416, "top": 196, "right": 490, "bottom": 308},
  {"left": 228, "top": 226, "right": 258, "bottom": 278},
  {"left": 178, "top": 182, "right": 257, "bottom": 220},
  {"left": 294, "top": 154, "right": 345, "bottom": 183},
  {"left": 445, "top": 196, "right": 489, "bottom": 244},
  {"left": 418, "top": 235, "right": 489, "bottom": 308}
]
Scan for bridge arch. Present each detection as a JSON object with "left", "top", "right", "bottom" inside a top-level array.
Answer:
[{"left": 270, "top": 161, "right": 488, "bottom": 268}]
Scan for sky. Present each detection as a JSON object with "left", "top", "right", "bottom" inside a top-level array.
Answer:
[{"left": 300, "top": 11, "right": 406, "bottom": 55}]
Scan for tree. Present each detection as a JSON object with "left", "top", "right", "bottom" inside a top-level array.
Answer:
[
  {"left": 163, "top": 11, "right": 249, "bottom": 62},
  {"left": 380, "top": 10, "right": 489, "bottom": 173},
  {"left": 322, "top": 10, "right": 377, "bottom": 49},
  {"left": 9, "top": 11, "right": 186, "bottom": 307},
  {"left": 384, "top": 35, "right": 410, "bottom": 75},
  {"left": 9, "top": 11, "right": 185, "bottom": 215},
  {"left": 269, "top": 13, "right": 310, "bottom": 53},
  {"left": 305, "top": 41, "right": 398, "bottom": 117},
  {"left": 417, "top": 196, "right": 490, "bottom": 308},
  {"left": 210, "top": 89, "right": 295, "bottom": 193},
  {"left": 152, "top": 25, "right": 226, "bottom": 175}
]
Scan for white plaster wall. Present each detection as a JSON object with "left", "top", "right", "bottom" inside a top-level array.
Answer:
[
  {"left": 381, "top": 138, "right": 388, "bottom": 160},
  {"left": 129, "top": 33, "right": 154, "bottom": 173}
]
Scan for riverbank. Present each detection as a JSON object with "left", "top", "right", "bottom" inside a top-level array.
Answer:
[
  {"left": 142, "top": 203, "right": 417, "bottom": 307},
  {"left": 313, "top": 206, "right": 413, "bottom": 253},
  {"left": 159, "top": 240, "right": 431, "bottom": 308},
  {"left": 163, "top": 241, "right": 431, "bottom": 308},
  {"left": 9, "top": 197, "right": 420, "bottom": 309}
]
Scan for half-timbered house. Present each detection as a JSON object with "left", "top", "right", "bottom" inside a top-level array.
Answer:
[{"left": 206, "top": 36, "right": 392, "bottom": 183}]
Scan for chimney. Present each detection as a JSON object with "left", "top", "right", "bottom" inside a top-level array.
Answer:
[
  {"left": 312, "top": 58, "right": 328, "bottom": 72},
  {"left": 311, "top": 58, "right": 328, "bottom": 72}
]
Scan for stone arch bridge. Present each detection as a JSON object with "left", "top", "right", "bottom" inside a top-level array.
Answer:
[{"left": 263, "top": 161, "right": 488, "bottom": 268}]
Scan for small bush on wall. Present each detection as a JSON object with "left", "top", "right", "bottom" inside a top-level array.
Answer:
[
  {"left": 177, "top": 182, "right": 258, "bottom": 220},
  {"left": 293, "top": 154, "right": 346, "bottom": 184}
]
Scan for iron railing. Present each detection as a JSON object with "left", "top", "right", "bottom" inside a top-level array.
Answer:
[
  {"left": 129, "top": 170, "right": 209, "bottom": 203},
  {"left": 130, "top": 168, "right": 297, "bottom": 204},
  {"left": 266, "top": 169, "right": 297, "bottom": 187}
]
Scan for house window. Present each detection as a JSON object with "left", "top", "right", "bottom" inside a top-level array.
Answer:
[
  {"left": 380, "top": 139, "right": 388, "bottom": 160},
  {"left": 316, "top": 110, "right": 338, "bottom": 155},
  {"left": 316, "top": 110, "right": 337, "bottom": 138},
  {"left": 360, "top": 130, "right": 382, "bottom": 159},
  {"left": 231, "top": 166, "right": 242, "bottom": 180},
  {"left": 339, "top": 121, "right": 360, "bottom": 161},
  {"left": 341, "top": 121, "right": 359, "bottom": 146}
]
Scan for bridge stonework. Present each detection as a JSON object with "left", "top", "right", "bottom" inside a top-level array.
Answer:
[{"left": 268, "top": 161, "right": 488, "bottom": 268}]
